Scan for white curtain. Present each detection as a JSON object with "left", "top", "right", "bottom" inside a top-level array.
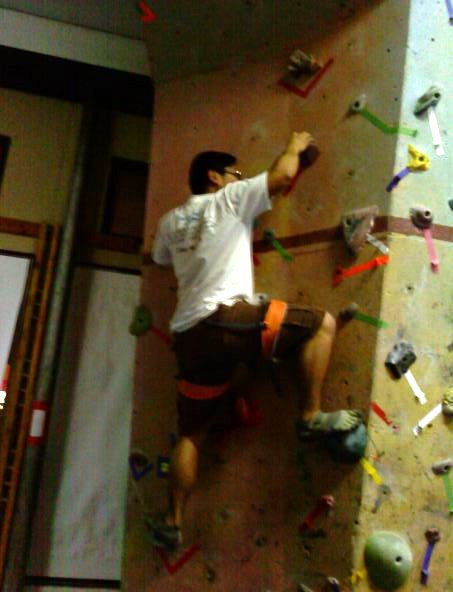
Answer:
[
  {"left": 0, "top": 254, "right": 30, "bottom": 383},
  {"left": 27, "top": 266, "right": 139, "bottom": 580}
]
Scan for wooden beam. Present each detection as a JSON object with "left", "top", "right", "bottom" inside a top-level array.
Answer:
[
  {"left": 80, "top": 232, "right": 142, "bottom": 254},
  {"left": 0, "top": 216, "right": 41, "bottom": 238}
]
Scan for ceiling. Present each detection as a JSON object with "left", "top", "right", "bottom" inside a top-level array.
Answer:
[
  {"left": 0, "top": 0, "right": 143, "bottom": 39},
  {"left": 0, "top": 1, "right": 382, "bottom": 82}
]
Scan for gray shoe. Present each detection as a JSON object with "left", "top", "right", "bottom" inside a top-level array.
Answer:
[{"left": 296, "top": 410, "right": 364, "bottom": 442}]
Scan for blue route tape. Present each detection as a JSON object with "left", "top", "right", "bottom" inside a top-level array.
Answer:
[
  {"left": 129, "top": 458, "right": 154, "bottom": 481},
  {"left": 386, "top": 166, "right": 411, "bottom": 192}
]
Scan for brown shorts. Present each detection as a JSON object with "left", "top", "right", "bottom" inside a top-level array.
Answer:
[{"left": 173, "top": 299, "right": 325, "bottom": 436}]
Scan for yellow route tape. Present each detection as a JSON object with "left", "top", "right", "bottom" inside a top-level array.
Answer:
[{"left": 360, "top": 457, "right": 383, "bottom": 485}]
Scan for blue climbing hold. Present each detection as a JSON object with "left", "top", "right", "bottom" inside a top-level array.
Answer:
[{"left": 326, "top": 422, "right": 368, "bottom": 463}]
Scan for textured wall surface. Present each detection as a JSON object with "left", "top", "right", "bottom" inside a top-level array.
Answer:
[
  {"left": 353, "top": 237, "right": 453, "bottom": 592},
  {"left": 142, "top": 1, "right": 410, "bottom": 251},
  {"left": 126, "top": 1, "right": 451, "bottom": 590},
  {"left": 353, "top": 2, "right": 453, "bottom": 590}
]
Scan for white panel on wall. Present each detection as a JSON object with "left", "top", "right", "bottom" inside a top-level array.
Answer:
[
  {"left": 0, "top": 253, "right": 30, "bottom": 383},
  {"left": 27, "top": 266, "right": 140, "bottom": 580},
  {"left": 0, "top": 8, "right": 149, "bottom": 76}
]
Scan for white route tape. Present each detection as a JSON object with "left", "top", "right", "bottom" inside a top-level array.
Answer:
[
  {"left": 428, "top": 106, "right": 445, "bottom": 156},
  {"left": 404, "top": 370, "right": 427, "bottom": 405},
  {"left": 29, "top": 409, "right": 46, "bottom": 438},
  {"left": 413, "top": 403, "right": 443, "bottom": 436},
  {"left": 366, "top": 233, "right": 390, "bottom": 255}
]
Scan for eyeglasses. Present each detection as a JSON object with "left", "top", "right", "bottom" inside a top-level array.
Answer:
[{"left": 223, "top": 168, "right": 243, "bottom": 180}]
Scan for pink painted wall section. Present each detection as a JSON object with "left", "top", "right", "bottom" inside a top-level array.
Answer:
[
  {"left": 143, "top": 1, "right": 410, "bottom": 253},
  {"left": 126, "top": 2, "right": 416, "bottom": 591}
]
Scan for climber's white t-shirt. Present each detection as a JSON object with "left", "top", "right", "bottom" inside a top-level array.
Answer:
[{"left": 153, "top": 172, "right": 271, "bottom": 333}]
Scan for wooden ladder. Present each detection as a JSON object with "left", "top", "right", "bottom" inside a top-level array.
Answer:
[{"left": 0, "top": 223, "right": 60, "bottom": 584}]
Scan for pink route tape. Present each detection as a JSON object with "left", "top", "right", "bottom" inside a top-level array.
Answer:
[
  {"left": 28, "top": 401, "right": 50, "bottom": 445},
  {"left": 423, "top": 228, "right": 440, "bottom": 272}
]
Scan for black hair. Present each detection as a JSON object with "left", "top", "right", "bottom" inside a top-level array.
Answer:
[{"left": 188, "top": 151, "right": 237, "bottom": 194}]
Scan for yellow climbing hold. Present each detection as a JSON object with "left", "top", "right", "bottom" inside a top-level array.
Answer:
[
  {"left": 360, "top": 457, "right": 383, "bottom": 485},
  {"left": 408, "top": 144, "right": 430, "bottom": 171},
  {"left": 350, "top": 568, "right": 367, "bottom": 585}
]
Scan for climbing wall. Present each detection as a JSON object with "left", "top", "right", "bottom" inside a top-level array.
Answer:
[
  {"left": 352, "top": 1, "right": 453, "bottom": 590},
  {"left": 125, "top": 1, "right": 451, "bottom": 590}
]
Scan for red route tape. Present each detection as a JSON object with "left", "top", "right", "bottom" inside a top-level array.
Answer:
[
  {"left": 1, "top": 363, "right": 10, "bottom": 390},
  {"left": 333, "top": 255, "right": 389, "bottom": 286},
  {"left": 371, "top": 402, "right": 392, "bottom": 426},
  {"left": 150, "top": 325, "right": 172, "bottom": 346},
  {"left": 28, "top": 401, "right": 50, "bottom": 446},
  {"left": 299, "top": 494, "right": 334, "bottom": 533},
  {"left": 282, "top": 168, "right": 303, "bottom": 197},
  {"left": 253, "top": 253, "right": 261, "bottom": 266},
  {"left": 137, "top": 1, "right": 156, "bottom": 23},
  {"left": 371, "top": 402, "right": 399, "bottom": 432},
  {"left": 278, "top": 58, "right": 334, "bottom": 99},
  {"left": 156, "top": 544, "right": 201, "bottom": 575}
]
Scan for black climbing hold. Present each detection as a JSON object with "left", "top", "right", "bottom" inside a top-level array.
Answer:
[{"left": 385, "top": 341, "right": 416, "bottom": 378}]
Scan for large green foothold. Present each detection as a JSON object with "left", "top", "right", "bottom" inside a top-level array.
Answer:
[
  {"left": 364, "top": 531, "right": 412, "bottom": 590},
  {"left": 326, "top": 422, "right": 367, "bottom": 464},
  {"left": 129, "top": 305, "right": 153, "bottom": 336}
]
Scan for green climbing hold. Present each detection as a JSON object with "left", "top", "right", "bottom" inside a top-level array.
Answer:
[
  {"left": 129, "top": 305, "right": 153, "bottom": 336},
  {"left": 364, "top": 531, "right": 412, "bottom": 590},
  {"left": 326, "top": 422, "right": 367, "bottom": 463}
]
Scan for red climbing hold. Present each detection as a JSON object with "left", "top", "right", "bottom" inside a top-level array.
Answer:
[{"left": 235, "top": 397, "right": 263, "bottom": 427}]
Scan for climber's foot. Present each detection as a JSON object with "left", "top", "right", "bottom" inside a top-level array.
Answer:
[
  {"left": 145, "top": 515, "right": 182, "bottom": 552},
  {"left": 296, "top": 410, "right": 364, "bottom": 442}
]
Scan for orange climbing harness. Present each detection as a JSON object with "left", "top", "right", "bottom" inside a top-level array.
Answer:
[
  {"left": 177, "top": 300, "right": 288, "bottom": 398},
  {"left": 261, "top": 299, "right": 288, "bottom": 359},
  {"left": 177, "top": 379, "right": 231, "bottom": 400}
]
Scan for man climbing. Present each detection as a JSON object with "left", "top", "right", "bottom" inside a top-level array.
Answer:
[{"left": 149, "top": 131, "right": 363, "bottom": 550}]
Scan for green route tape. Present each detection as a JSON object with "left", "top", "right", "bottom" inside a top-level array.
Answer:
[
  {"left": 271, "top": 238, "right": 294, "bottom": 261},
  {"left": 442, "top": 473, "right": 453, "bottom": 513},
  {"left": 263, "top": 229, "right": 294, "bottom": 262},
  {"left": 354, "top": 311, "right": 389, "bottom": 329},
  {"left": 360, "top": 108, "right": 417, "bottom": 137}
]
